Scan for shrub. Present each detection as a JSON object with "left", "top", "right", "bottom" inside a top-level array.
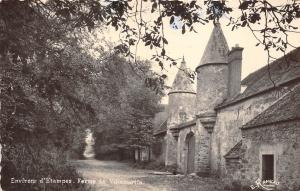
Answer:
[{"left": 1, "top": 141, "right": 91, "bottom": 191}]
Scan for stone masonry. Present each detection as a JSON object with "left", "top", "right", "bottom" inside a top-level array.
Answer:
[{"left": 162, "top": 22, "right": 300, "bottom": 190}]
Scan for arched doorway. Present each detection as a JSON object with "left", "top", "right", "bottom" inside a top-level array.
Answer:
[{"left": 185, "top": 132, "right": 195, "bottom": 174}]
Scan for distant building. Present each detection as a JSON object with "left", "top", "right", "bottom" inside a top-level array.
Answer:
[{"left": 158, "top": 23, "right": 300, "bottom": 190}]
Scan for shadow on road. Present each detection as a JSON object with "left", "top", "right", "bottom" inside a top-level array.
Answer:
[{"left": 72, "top": 159, "right": 226, "bottom": 191}]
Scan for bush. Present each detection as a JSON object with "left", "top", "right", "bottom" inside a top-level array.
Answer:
[{"left": 1, "top": 142, "right": 92, "bottom": 191}]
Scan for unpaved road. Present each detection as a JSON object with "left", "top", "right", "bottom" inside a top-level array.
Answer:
[{"left": 72, "top": 160, "right": 225, "bottom": 191}]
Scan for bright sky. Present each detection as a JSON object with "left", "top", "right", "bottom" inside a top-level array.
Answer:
[
  {"left": 157, "top": 21, "right": 299, "bottom": 103},
  {"left": 158, "top": 19, "right": 299, "bottom": 79},
  {"left": 102, "top": 0, "right": 300, "bottom": 103}
]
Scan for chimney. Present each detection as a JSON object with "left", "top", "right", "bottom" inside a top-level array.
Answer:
[{"left": 228, "top": 44, "right": 243, "bottom": 97}]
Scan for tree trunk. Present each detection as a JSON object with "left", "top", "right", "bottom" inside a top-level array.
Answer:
[
  {"left": 137, "top": 148, "right": 141, "bottom": 162},
  {"left": 148, "top": 145, "right": 151, "bottom": 162}
]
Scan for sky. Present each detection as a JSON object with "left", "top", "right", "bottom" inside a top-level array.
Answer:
[{"left": 102, "top": 0, "right": 300, "bottom": 103}]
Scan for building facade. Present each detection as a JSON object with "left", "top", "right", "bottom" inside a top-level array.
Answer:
[{"left": 161, "top": 23, "right": 300, "bottom": 190}]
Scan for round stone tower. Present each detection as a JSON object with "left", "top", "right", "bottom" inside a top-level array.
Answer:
[
  {"left": 165, "top": 57, "right": 196, "bottom": 167},
  {"left": 195, "top": 23, "right": 230, "bottom": 176}
]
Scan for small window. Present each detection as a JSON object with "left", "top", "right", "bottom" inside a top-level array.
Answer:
[{"left": 262, "top": 154, "right": 274, "bottom": 181}]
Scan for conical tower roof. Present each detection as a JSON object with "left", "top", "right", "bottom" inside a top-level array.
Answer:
[
  {"left": 169, "top": 57, "right": 196, "bottom": 95},
  {"left": 197, "top": 23, "right": 229, "bottom": 68}
]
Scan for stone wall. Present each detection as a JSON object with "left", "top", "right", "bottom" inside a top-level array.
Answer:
[
  {"left": 176, "top": 121, "right": 211, "bottom": 175},
  {"left": 211, "top": 88, "right": 287, "bottom": 177},
  {"left": 177, "top": 125, "right": 196, "bottom": 173},
  {"left": 241, "top": 120, "right": 300, "bottom": 190},
  {"left": 194, "top": 119, "right": 211, "bottom": 176},
  {"left": 165, "top": 132, "right": 178, "bottom": 166},
  {"left": 196, "top": 64, "right": 228, "bottom": 117},
  {"left": 167, "top": 93, "right": 196, "bottom": 127},
  {"left": 166, "top": 92, "right": 196, "bottom": 166},
  {"left": 225, "top": 158, "right": 243, "bottom": 181},
  {"left": 195, "top": 62, "right": 230, "bottom": 176}
]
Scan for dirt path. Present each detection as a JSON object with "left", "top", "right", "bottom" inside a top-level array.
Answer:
[{"left": 72, "top": 159, "right": 226, "bottom": 191}]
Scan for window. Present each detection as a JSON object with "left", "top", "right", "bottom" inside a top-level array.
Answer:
[{"left": 262, "top": 154, "right": 274, "bottom": 181}]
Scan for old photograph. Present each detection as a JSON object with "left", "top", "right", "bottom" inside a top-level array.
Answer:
[{"left": 0, "top": 0, "right": 300, "bottom": 191}]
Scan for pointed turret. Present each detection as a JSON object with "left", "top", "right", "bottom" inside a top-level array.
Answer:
[
  {"left": 165, "top": 56, "right": 196, "bottom": 167},
  {"left": 197, "top": 23, "right": 229, "bottom": 68},
  {"left": 195, "top": 23, "right": 230, "bottom": 176},
  {"left": 169, "top": 57, "right": 195, "bottom": 94},
  {"left": 195, "top": 23, "right": 230, "bottom": 117}
]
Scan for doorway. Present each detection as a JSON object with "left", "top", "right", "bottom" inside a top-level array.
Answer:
[{"left": 185, "top": 132, "right": 195, "bottom": 174}]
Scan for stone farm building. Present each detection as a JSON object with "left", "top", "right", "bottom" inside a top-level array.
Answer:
[{"left": 152, "top": 23, "right": 300, "bottom": 190}]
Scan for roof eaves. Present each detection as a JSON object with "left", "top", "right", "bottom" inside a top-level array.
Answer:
[
  {"left": 241, "top": 117, "right": 300, "bottom": 130},
  {"left": 176, "top": 119, "right": 197, "bottom": 130},
  {"left": 153, "top": 119, "right": 167, "bottom": 136},
  {"left": 224, "top": 140, "right": 243, "bottom": 159},
  {"left": 153, "top": 130, "right": 167, "bottom": 136},
  {"left": 216, "top": 77, "right": 300, "bottom": 110},
  {"left": 241, "top": 84, "right": 300, "bottom": 129}
]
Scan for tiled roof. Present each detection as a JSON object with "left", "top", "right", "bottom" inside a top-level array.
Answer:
[
  {"left": 169, "top": 57, "right": 195, "bottom": 94},
  {"left": 224, "top": 141, "right": 243, "bottom": 159},
  {"left": 153, "top": 105, "right": 168, "bottom": 136},
  {"left": 242, "top": 83, "right": 300, "bottom": 129},
  {"left": 217, "top": 47, "right": 300, "bottom": 108},
  {"left": 197, "top": 23, "right": 229, "bottom": 67},
  {"left": 153, "top": 119, "right": 167, "bottom": 136}
]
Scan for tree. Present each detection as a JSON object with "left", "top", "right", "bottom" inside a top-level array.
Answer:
[
  {"left": 0, "top": 2, "right": 99, "bottom": 189},
  {"left": 123, "top": 67, "right": 160, "bottom": 162},
  {"left": 1, "top": 0, "right": 299, "bottom": 85},
  {"left": 85, "top": 53, "right": 162, "bottom": 160}
]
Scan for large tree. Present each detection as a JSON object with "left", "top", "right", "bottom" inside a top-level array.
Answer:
[
  {"left": 1, "top": 0, "right": 299, "bottom": 81},
  {"left": 0, "top": 2, "right": 98, "bottom": 190}
]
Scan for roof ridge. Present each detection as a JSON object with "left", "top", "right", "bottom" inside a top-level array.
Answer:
[
  {"left": 242, "top": 83, "right": 300, "bottom": 129},
  {"left": 217, "top": 48, "right": 300, "bottom": 109},
  {"left": 242, "top": 47, "right": 300, "bottom": 85}
]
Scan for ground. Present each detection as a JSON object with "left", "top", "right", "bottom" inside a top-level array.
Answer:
[{"left": 72, "top": 159, "right": 226, "bottom": 191}]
